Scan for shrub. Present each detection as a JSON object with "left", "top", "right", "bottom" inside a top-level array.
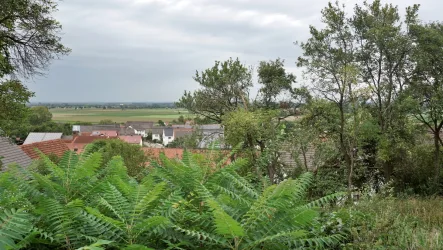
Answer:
[{"left": 86, "top": 139, "right": 149, "bottom": 179}]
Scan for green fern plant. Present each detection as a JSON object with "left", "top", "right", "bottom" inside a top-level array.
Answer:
[
  {"left": 0, "top": 147, "right": 346, "bottom": 249},
  {"left": 0, "top": 208, "right": 41, "bottom": 250},
  {"left": 82, "top": 177, "right": 171, "bottom": 247},
  {"left": 152, "top": 150, "right": 346, "bottom": 249}
]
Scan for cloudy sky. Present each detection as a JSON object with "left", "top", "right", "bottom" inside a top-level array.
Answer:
[{"left": 28, "top": 0, "right": 441, "bottom": 103}]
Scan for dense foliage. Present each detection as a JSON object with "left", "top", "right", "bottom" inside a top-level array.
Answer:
[{"left": 0, "top": 149, "right": 345, "bottom": 249}]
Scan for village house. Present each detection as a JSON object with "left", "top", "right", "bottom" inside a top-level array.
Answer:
[
  {"left": 150, "top": 128, "right": 163, "bottom": 141},
  {"left": 0, "top": 137, "right": 33, "bottom": 169},
  {"left": 162, "top": 128, "right": 174, "bottom": 146},
  {"left": 126, "top": 121, "right": 154, "bottom": 137},
  {"left": 90, "top": 130, "right": 118, "bottom": 137},
  {"left": 119, "top": 127, "right": 136, "bottom": 136},
  {"left": 73, "top": 124, "right": 120, "bottom": 136},
  {"left": 174, "top": 128, "right": 194, "bottom": 140}
]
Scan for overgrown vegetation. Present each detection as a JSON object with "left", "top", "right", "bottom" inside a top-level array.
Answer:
[
  {"left": 339, "top": 196, "right": 443, "bottom": 249},
  {"left": 0, "top": 150, "right": 345, "bottom": 249}
]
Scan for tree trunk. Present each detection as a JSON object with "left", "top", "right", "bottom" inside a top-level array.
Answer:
[
  {"left": 383, "top": 162, "right": 393, "bottom": 181},
  {"left": 348, "top": 149, "right": 354, "bottom": 195},
  {"left": 339, "top": 104, "right": 353, "bottom": 194},
  {"left": 302, "top": 147, "right": 309, "bottom": 172},
  {"left": 434, "top": 130, "right": 441, "bottom": 189},
  {"left": 267, "top": 164, "right": 275, "bottom": 185}
]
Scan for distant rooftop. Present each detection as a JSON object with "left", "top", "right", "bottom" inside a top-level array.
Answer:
[
  {"left": 21, "top": 139, "right": 70, "bottom": 159},
  {"left": 164, "top": 128, "right": 173, "bottom": 137},
  {"left": 119, "top": 135, "right": 142, "bottom": 144},
  {"left": 23, "top": 132, "right": 63, "bottom": 145},
  {"left": 0, "top": 137, "right": 33, "bottom": 168},
  {"left": 91, "top": 130, "right": 118, "bottom": 137}
]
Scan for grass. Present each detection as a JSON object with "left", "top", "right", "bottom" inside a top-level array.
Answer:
[
  {"left": 341, "top": 197, "right": 443, "bottom": 249},
  {"left": 50, "top": 108, "right": 193, "bottom": 123}
]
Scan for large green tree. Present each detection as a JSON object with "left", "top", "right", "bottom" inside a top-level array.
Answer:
[
  {"left": 28, "top": 106, "right": 52, "bottom": 125},
  {"left": 297, "top": 2, "right": 362, "bottom": 192},
  {"left": 222, "top": 109, "right": 286, "bottom": 183},
  {"left": 352, "top": 0, "right": 420, "bottom": 180},
  {"left": 177, "top": 58, "right": 252, "bottom": 123},
  {"left": 0, "top": 80, "right": 33, "bottom": 136},
  {"left": 255, "top": 58, "right": 296, "bottom": 110},
  {"left": 0, "top": 0, "right": 69, "bottom": 137},
  {"left": 409, "top": 22, "right": 443, "bottom": 187},
  {"left": 0, "top": 0, "right": 70, "bottom": 77}
]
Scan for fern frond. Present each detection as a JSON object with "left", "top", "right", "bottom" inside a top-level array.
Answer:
[
  {"left": 215, "top": 171, "right": 258, "bottom": 199},
  {"left": 243, "top": 230, "right": 307, "bottom": 249},
  {"left": 98, "top": 183, "right": 130, "bottom": 222},
  {"left": 303, "top": 192, "right": 346, "bottom": 209},
  {"left": 76, "top": 239, "right": 113, "bottom": 250},
  {"left": 206, "top": 199, "right": 244, "bottom": 238},
  {"left": 215, "top": 143, "right": 243, "bottom": 169},
  {"left": 84, "top": 207, "right": 125, "bottom": 231},
  {"left": 123, "top": 244, "right": 154, "bottom": 250},
  {"left": 133, "top": 216, "right": 171, "bottom": 237},
  {"left": 289, "top": 234, "right": 346, "bottom": 249},
  {"left": 0, "top": 208, "right": 34, "bottom": 249},
  {"left": 32, "top": 172, "right": 64, "bottom": 199},
  {"left": 6, "top": 165, "right": 42, "bottom": 198},
  {"left": 241, "top": 185, "right": 277, "bottom": 233},
  {"left": 210, "top": 185, "right": 252, "bottom": 206},
  {"left": 14, "top": 227, "right": 52, "bottom": 249},
  {"left": 133, "top": 182, "right": 166, "bottom": 217},
  {"left": 152, "top": 190, "right": 184, "bottom": 218},
  {"left": 74, "top": 152, "right": 103, "bottom": 180},
  {"left": 37, "top": 150, "right": 65, "bottom": 181},
  {"left": 98, "top": 156, "right": 128, "bottom": 181},
  {"left": 291, "top": 208, "right": 318, "bottom": 227},
  {"left": 181, "top": 150, "right": 192, "bottom": 167},
  {"left": 58, "top": 151, "right": 79, "bottom": 171},
  {"left": 107, "top": 176, "right": 136, "bottom": 202},
  {"left": 171, "top": 225, "right": 227, "bottom": 246}
]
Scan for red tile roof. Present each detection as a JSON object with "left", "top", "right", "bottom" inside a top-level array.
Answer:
[
  {"left": 144, "top": 148, "right": 184, "bottom": 159},
  {"left": 20, "top": 139, "right": 70, "bottom": 159},
  {"left": 67, "top": 136, "right": 110, "bottom": 154},
  {"left": 91, "top": 131, "right": 118, "bottom": 137},
  {"left": 119, "top": 135, "right": 142, "bottom": 144},
  {"left": 72, "top": 136, "right": 107, "bottom": 144}
]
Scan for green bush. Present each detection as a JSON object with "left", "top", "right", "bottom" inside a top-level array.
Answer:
[
  {"left": 85, "top": 139, "right": 149, "bottom": 179},
  {"left": 0, "top": 149, "right": 345, "bottom": 249}
]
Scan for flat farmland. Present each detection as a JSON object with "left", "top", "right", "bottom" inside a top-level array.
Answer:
[{"left": 50, "top": 108, "right": 192, "bottom": 123}]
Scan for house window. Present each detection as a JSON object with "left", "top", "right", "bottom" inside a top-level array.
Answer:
[{"left": 168, "top": 137, "right": 171, "bottom": 139}]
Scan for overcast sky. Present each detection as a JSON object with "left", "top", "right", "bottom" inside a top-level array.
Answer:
[{"left": 28, "top": 0, "right": 441, "bottom": 103}]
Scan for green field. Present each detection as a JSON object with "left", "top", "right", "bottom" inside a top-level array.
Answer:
[{"left": 50, "top": 108, "right": 192, "bottom": 123}]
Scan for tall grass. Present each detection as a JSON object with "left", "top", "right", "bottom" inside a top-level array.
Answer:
[{"left": 342, "top": 197, "right": 443, "bottom": 249}]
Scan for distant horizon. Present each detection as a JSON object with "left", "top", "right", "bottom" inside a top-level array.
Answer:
[{"left": 29, "top": 101, "right": 176, "bottom": 104}]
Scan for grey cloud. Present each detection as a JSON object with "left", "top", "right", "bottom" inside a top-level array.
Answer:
[{"left": 28, "top": 0, "right": 442, "bottom": 102}]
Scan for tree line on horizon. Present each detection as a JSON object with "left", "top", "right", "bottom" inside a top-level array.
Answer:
[{"left": 1, "top": 0, "right": 443, "bottom": 248}]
